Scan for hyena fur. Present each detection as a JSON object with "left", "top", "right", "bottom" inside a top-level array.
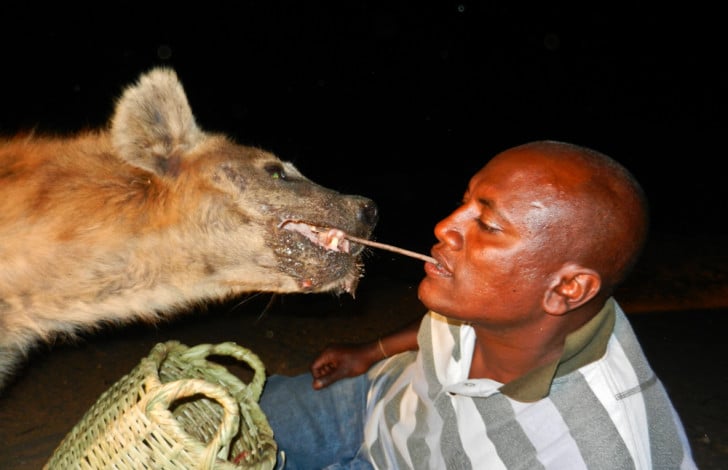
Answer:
[{"left": 0, "top": 67, "right": 378, "bottom": 391}]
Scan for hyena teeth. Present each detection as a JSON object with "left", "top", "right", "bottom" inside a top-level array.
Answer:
[
  {"left": 321, "top": 229, "right": 350, "bottom": 253},
  {"left": 279, "top": 220, "right": 439, "bottom": 265},
  {"left": 327, "top": 234, "right": 340, "bottom": 250},
  {"left": 279, "top": 221, "right": 351, "bottom": 254}
]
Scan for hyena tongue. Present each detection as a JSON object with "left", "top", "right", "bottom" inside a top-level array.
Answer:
[{"left": 279, "top": 221, "right": 352, "bottom": 254}]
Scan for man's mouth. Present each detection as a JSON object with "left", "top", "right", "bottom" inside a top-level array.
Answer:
[{"left": 428, "top": 251, "right": 451, "bottom": 274}]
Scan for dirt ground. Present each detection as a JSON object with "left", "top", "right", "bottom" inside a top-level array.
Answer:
[{"left": 1, "top": 232, "right": 727, "bottom": 469}]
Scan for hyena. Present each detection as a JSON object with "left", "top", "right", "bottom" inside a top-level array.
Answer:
[{"left": 0, "top": 67, "right": 378, "bottom": 391}]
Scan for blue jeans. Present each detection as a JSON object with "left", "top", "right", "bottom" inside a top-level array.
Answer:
[{"left": 260, "top": 372, "right": 374, "bottom": 470}]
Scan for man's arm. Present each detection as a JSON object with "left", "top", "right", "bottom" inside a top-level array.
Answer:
[{"left": 310, "top": 317, "right": 421, "bottom": 390}]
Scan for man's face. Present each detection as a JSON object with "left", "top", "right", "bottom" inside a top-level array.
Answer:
[{"left": 418, "top": 150, "right": 577, "bottom": 327}]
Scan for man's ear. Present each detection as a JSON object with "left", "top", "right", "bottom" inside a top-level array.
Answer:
[{"left": 543, "top": 265, "right": 601, "bottom": 315}]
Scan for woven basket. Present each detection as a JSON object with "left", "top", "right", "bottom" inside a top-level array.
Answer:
[{"left": 44, "top": 341, "right": 279, "bottom": 469}]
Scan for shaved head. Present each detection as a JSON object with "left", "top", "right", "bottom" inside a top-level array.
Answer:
[{"left": 496, "top": 140, "right": 649, "bottom": 291}]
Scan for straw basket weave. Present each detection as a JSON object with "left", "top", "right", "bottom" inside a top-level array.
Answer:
[{"left": 44, "top": 341, "right": 279, "bottom": 469}]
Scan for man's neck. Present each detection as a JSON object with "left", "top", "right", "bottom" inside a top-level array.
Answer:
[{"left": 466, "top": 311, "right": 591, "bottom": 383}]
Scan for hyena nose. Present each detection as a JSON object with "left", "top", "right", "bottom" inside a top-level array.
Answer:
[{"left": 358, "top": 199, "right": 379, "bottom": 229}]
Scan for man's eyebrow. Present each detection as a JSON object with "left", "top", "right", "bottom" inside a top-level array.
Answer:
[{"left": 477, "top": 197, "right": 509, "bottom": 224}]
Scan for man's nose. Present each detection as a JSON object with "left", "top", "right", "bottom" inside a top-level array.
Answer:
[{"left": 433, "top": 212, "right": 464, "bottom": 250}]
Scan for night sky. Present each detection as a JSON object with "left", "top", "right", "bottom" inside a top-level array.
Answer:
[{"left": 2, "top": 3, "right": 724, "bottom": 250}]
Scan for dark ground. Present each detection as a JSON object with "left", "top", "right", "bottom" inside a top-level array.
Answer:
[{"left": 0, "top": 231, "right": 727, "bottom": 469}]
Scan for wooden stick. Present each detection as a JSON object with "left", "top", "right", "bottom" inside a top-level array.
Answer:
[{"left": 343, "top": 234, "right": 438, "bottom": 265}]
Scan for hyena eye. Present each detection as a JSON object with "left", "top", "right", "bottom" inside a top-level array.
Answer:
[{"left": 264, "top": 163, "right": 288, "bottom": 180}]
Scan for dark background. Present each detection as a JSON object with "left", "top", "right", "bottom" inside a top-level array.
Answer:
[
  {"left": 1, "top": 4, "right": 727, "bottom": 468},
  {"left": 1, "top": 2, "right": 725, "bottom": 253}
]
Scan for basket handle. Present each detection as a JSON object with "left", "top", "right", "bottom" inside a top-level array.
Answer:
[
  {"left": 179, "top": 342, "right": 267, "bottom": 401},
  {"left": 145, "top": 378, "right": 241, "bottom": 467}
]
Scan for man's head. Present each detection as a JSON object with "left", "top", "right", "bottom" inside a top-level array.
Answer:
[{"left": 419, "top": 140, "right": 648, "bottom": 328}]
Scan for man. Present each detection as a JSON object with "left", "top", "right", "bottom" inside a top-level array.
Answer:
[{"left": 260, "top": 140, "right": 696, "bottom": 469}]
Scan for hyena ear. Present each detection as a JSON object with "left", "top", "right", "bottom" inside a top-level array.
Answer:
[{"left": 110, "top": 67, "right": 205, "bottom": 177}]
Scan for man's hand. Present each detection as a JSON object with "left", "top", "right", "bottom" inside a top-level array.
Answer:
[
  {"left": 310, "top": 342, "right": 382, "bottom": 390},
  {"left": 310, "top": 318, "right": 422, "bottom": 390}
]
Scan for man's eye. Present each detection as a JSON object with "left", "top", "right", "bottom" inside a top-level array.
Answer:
[{"left": 477, "top": 219, "right": 500, "bottom": 233}]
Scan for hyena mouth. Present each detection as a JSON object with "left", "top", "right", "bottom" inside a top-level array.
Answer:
[
  {"left": 278, "top": 220, "right": 364, "bottom": 256},
  {"left": 279, "top": 220, "right": 440, "bottom": 266}
]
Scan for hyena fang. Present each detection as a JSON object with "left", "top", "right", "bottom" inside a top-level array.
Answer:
[{"left": 0, "top": 68, "right": 378, "bottom": 391}]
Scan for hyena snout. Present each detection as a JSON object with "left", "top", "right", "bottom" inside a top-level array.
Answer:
[
  {"left": 345, "top": 197, "right": 379, "bottom": 257},
  {"left": 355, "top": 197, "right": 379, "bottom": 231}
]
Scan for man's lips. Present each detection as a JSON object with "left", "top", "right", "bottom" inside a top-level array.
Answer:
[{"left": 425, "top": 251, "right": 453, "bottom": 277}]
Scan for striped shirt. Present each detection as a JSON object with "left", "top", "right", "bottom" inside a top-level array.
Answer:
[{"left": 362, "top": 298, "right": 696, "bottom": 469}]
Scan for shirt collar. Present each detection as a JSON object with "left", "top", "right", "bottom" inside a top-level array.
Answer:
[{"left": 498, "top": 297, "right": 617, "bottom": 402}]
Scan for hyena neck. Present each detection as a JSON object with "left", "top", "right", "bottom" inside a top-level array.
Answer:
[{"left": 0, "top": 246, "right": 278, "bottom": 353}]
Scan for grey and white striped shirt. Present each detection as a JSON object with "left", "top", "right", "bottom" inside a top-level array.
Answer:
[{"left": 362, "top": 298, "right": 696, "bottom": 469}]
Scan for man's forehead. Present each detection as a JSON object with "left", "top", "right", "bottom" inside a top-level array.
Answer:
[
  {"left": 467, "top": 161, "right": 566, "bottom": 222},
  {"left": 470, "top": 161, "right": 559, "bottom": 192}
]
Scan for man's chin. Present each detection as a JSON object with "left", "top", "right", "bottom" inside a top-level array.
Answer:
[{"left": 417, "top": 279, "right": 444, "bottom": 311}]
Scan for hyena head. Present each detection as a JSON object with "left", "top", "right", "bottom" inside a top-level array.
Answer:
[
  {"left": 108, "top": 67, "right": 379, "bottom": 296},
  {"left": 0, "top": 67, "right": 377, "bottom": 389}
]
